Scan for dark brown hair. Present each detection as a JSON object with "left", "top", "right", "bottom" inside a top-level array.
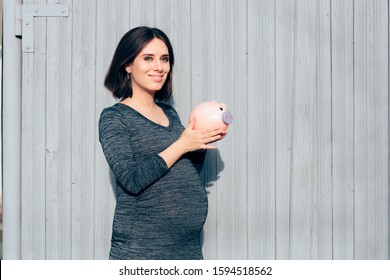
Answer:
[{"left": 104, "top": 26, "right": 175, "bottom": 101}]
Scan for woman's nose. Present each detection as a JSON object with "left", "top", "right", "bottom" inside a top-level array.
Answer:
[{"left": 154, "top": 60, "right": 163, "bottom": 71}]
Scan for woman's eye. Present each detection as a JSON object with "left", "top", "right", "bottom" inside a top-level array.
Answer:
[
  {"left": 144, "top": 56, "right": 153, "bottom": 61},
  {"left": 161, "top": 57, "right": 169, "bottom": 62}
]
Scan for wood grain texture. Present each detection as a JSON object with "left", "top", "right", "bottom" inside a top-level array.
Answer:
[
  {"left": 247, "top": 0, "right": 276, "bottom": 260},
  {"left": 353, "top": 0, "right": 389, "bottom": 259},
  {"left": 21, "top": 0, "right": 47, "bottom": 260},
  {"left": 70, "top": 0, "right": 96, "bottom": 259},
  {"left": 45, "top": 0, "right": 72, "bottom": 260},
  {"left": 275, "top": 0, "right": 295, "bottom": 259},
  {"left": 286, "top": 0, "right": 332, "bottom": 259},
  {"left": 331, "top": 0, "right": 355, "bottom": 260},
  {"left": 213, "top": 0, "right": 248, "bottom": 259}
]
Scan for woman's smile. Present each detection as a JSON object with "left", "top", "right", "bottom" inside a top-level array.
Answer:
[{"left": 148, "top": 74, "right": 164, "bottom": 82}]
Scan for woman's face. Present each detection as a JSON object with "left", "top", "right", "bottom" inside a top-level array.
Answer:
[{"left": 126, "top": 38, "right": 170, "bottom": 95}]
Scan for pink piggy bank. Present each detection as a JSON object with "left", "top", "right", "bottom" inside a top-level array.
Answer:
[{"left": 189, "top": 101, "right": 233, "bottom": 133}]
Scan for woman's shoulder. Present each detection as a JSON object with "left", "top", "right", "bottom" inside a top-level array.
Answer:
[
  {"left": 100, "top": 103, "right": 126, "bottom": 118},
  {"left": 98, "top": 103, "right": 135, "bottom": 139},
  {"left": 99, "top": 103, "right": 130, "bottom": 127}
]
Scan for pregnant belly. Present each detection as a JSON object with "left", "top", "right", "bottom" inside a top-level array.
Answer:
[{"left": 135, "top": 176, "right": 208, "bottom": 242}]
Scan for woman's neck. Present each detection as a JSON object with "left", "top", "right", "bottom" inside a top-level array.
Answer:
[{"left": 120, "top": 92, "right": 157, "bottom": 111}]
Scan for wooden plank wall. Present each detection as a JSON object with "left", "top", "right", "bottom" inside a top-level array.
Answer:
[{"left": 20, "top": 0, "right": 389, "bottom": 259}]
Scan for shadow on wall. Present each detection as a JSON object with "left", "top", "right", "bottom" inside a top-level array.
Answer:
[
  {"left": 200, "top": 149, "right": 225, "bottom": 250},
  {"left": 201, "top": 149, "right": 225, "bottom": 192}
]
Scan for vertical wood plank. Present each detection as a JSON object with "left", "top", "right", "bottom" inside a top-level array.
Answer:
[
  {"left": 94, "top": 0, "right": 129, "bottom": 260},
  {"left": 331, "top": 0, "right": 355, "bottom": 260},
  {"left": 289, "top": 1, "right": 317, "bottom": 258},
  {"left": 21, "top": 0, "right": 47, "bottom": 260},
  {"left": 190, "top": 0, "right": 219, "bottom": 259},
  {"left": 45, "top": 0, "right": 72, "bottom": 259},
  {"left": 288, "top": 0, "right": 332, "bottom": 259},
  {"left": 247, "top": 0, "right": 276, "bottom": 259},
  {"left": 354, "top": 0, "right": 389, "bottom": 259},
  {"left": 275, "top": 0, "right": 295, "bottom": 259},
  {"left": 214, "top": 0, "right": 248, "bottom": 259},
  {"left": 316, "top": 0, "right": 333, "bottom": 260},
  {"left": 71, "top": 0, "right": 96, "bottom": 259}
]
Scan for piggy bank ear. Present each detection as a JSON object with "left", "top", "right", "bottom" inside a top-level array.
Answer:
[{"left": 219, "top": 103, "right": 227, "bottom": 111}]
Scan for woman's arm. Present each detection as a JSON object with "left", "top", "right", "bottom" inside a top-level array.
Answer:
[{"left": 99, "top": 109, "right": 169, "bottom": 195}]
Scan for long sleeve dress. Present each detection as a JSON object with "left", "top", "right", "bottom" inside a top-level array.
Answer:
[{"left": 99, "top": 102, "right": 208, "bottom": 260}]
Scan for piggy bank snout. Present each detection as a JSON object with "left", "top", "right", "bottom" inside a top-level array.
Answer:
[{"left": 222, "top": 111, "right": 233, "bottom": 125}]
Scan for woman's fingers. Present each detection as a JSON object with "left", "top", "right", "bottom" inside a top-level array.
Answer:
[
  {"left": 204, "top": 128, "right": 224, "bottom": 142},
  {"left": 180, "top": 124, "right": 226, "bottom": 152}
]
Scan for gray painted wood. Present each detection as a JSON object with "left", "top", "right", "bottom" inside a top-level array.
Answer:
[
  {"left": 209, "top": 0, "right": 248, "bottom": 259},
  {"left": 275, "top": 0, "right": 295, "bottom": 260},
  {"left": 18, "top": 0, "right": 389, "bottom": 260},
  {"left": 45, "top": 0, "right": 72, "bottom": 259},
  {"left": 354, "top": 0, "right": 389, "bottom": 260},
  {"left": 21, "top": 0, "right": 47, "bottom": 259},
  {"left": 331, "top": 0, "right": 355, "bottom": 260},
  {"left": 247, "top": 0, "right": 276, "bottom": 260},
  {"left": 286, "top": 0, "right": 333, "bottom": 259},
  {"left": 70, "top": 0, "right": 96, "bottom": 259}
]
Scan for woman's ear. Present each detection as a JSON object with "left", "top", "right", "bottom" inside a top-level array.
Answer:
[{"left": 125, "top": 65, "right": 131, "bottom": 74}]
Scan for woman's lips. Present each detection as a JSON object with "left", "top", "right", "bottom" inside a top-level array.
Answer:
[{"left": 148, "top": 74, "right": 164, "bottom": 82}]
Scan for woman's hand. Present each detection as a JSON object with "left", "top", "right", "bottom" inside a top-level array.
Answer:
[
  {"left": 177, "top": 118, "right": 223, "bottom": 153},
  {"left": 158, "top": 118, "right": 224, "bottom": 168}
]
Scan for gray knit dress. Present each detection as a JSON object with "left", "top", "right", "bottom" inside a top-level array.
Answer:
[{"left": 99, "top": 102, "right": 208, "bottom": 260}]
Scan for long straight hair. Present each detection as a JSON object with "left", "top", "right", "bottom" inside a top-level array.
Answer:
[{"left": 104, "top": 26, "right": 175, "bottom": 101}]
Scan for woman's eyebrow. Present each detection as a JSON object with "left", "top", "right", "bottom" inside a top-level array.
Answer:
[{"left": 142, "top": 53, "right": 169, "bottom": 56}]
